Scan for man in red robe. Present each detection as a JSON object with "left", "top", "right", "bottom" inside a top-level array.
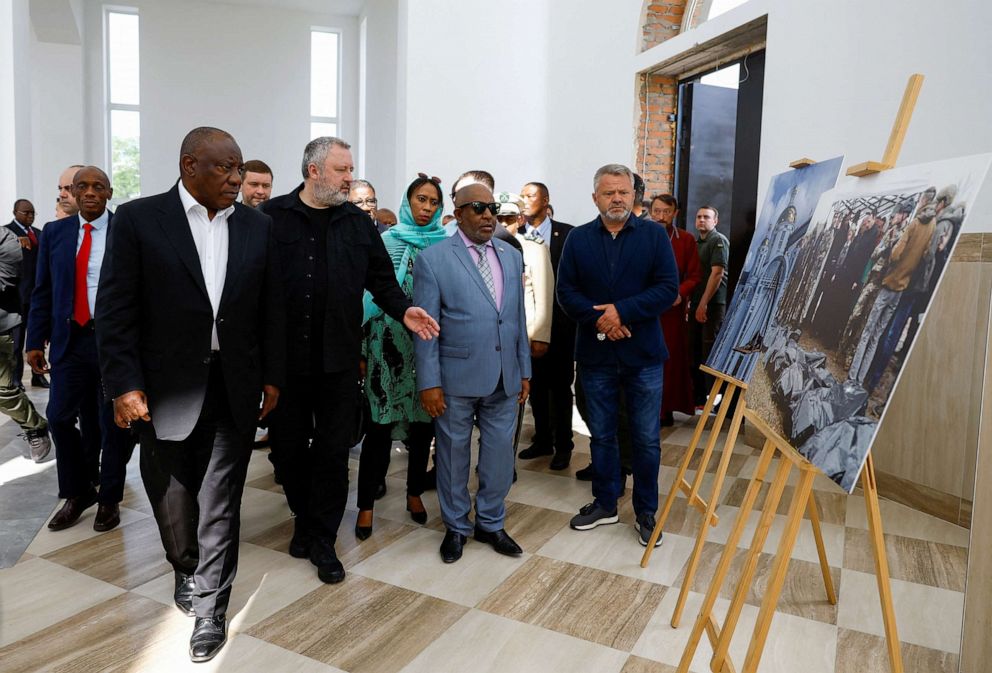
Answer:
[{"left": 650, "top": 195, "right": 701, "bottom": 426}]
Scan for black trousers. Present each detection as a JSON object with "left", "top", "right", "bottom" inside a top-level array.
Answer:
[
  {"left": 528, "top": 346, "right": 575, "bottom": 454},
  {"left": 48, "top": 325, "right": 134, "bottom": 503},
  {"left": 689, "top": 303, "right": 726, "bottom": 406},
  {"left": 268, "top": 369, "right": 360, "bottom": 544},
  {"left": 140, "top": 358, "right": 252, "bottom": 618},
  {"left": 357, "top": 420, "right": 433, "bottom": 510}
]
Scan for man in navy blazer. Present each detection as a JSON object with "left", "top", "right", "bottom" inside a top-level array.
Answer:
[
  {"left": 556, "top": 164, "right": 679, "bottom": 547},
  {"left": 414, "top": 183, "right": 531, "bottom": 563},
  {"left": 27, "top": 167, "right": 134, "bottom": 533}
]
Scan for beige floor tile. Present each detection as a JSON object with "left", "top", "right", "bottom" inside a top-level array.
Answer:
[
  {"left": 245, "top": 449, "right": 277, "bottom": 483},
  {"left": 844, "top": 495, "right": 971, "bottom": 547},
  {"left": 245, "top": 471, "right": 284, "bottom": 494},
  {"left": 346, "top": 473, "right": 444, "bottom": 525},
  {"left": 660, "top": 442, "right": 751, "bottom": 477},
  {"left": 479, "top": 556, "right": 667, "bottom": 650},
  {"left": 131, "top": 542, "right": 325, "bottom": 631},
  {"left": 0, "top": 557, "right": 125, "bottom": 646},
  {"left": 505, "top": 467, "right": 595, "bottom": 513},
  {"left": 707, "top": 504, "right": 846, "bottom": 568},
  {"left": 122, "top": 633, "right": 348, "bottom": 673},
  {"left": 0, "top": 592, "right": 179, "bottom": 673},
  {"left": 399, "top": 609, "right": 629, "bottom": 673},
  {"left": 620, "top": 655, "right": 679, "bottom": 673},
  {"left": 844, "top": 527, "right": 968, "bottom": 591},
  {"left": 537, "top": 523, "right": 696, "bottom": 587},
  {"left": 722, "top": 479, "right": 849, "bottom": 526},
  {"left": 350, "top": 527, "right": 529, "bottom": 607},
  {"left": 238, "top": 486, "right": 293, "bottom": 539},
  {"left": 631, "top": 589, "right": 837, "bottom": 673},
  {"left": 681, "top": 541, "right": 841, "bottom": 624},
  {"left": 249, "top": 574, "right": 467, "bottom": 673},
  {"left": 24, "top": 505, "right": 149, "bottom": 557},
  {"left": 833, "top": 627, "right": 958, "bottom": 673},
  {"left": 837, "top": 569, "right": 964, "bottom": 654}
]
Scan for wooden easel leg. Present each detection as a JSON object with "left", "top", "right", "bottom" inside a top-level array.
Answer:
[
  {"left": 686, "top": 385, "right": 734, "bottom": 504},
  {"left": 862, "top": 455, "right": 905, "bottom": 673},
  {"left": 740, "top": 466, "right": 817, "bottom": 673},
  {"left": 669, "top": 393, "right": 747, "bottom": 627},
  {"left": 676, "top": 440, "right": 777, "bottom": 673},
  {"left": 807, "top": 493, "right": 837, "bottom": 604},
  {"left": 641, "top": 378, "right": 726, "bottom": 566},
  {"left": 710, "top": 454, "right": 793, "bottom": 671}
]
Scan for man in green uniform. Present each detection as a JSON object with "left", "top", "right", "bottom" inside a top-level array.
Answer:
[{"left": 689, "top": 205, "right": 729, "bottom": 406}]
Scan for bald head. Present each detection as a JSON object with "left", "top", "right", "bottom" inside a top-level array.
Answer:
[
  {"left": 59, "top": 164, "right": 85, "bottom": 216},
  {"left": 454, "top": 183, "right": 493, "bottom": 207},
  {"left": 72, "top": 165, "right": 113, "bottom": 222}
]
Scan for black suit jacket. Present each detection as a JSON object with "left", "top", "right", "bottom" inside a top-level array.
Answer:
[
  {"left": 6, "top": 220, "right": 42, "bottom": 306},
  {"left": 96, "top": 184, "right": 286, "bottom": 441},
  {"left": 547, "top": 219, "right": 576, "bottom": 353}
]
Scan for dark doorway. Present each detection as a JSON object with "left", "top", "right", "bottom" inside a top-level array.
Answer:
[{"left": 674, "top": 49, "right": 765, "bottom": 297}]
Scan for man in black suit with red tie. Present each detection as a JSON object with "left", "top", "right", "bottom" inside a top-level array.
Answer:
[
  {"left": 96, "top": 127, "right": 285, "bottom": 663},
  {"left": 517, "top": 181, "right": 576, "bottom": 470}
]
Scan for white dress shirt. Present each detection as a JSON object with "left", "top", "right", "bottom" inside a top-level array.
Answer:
[
  {"left": 178, "top": 181, "right": 231, "bottom": 351},
  {"left": 76, "top": 209, "right": 110, "bottom": 319},
  {"left": 525, "top": 215, "right": 552, "bottom": 247}
]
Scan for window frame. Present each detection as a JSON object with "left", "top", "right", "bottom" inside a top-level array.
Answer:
[
  {"left": 309, "top": 27, "right": 342, "bottom": 140},
  {"left": 103, "top": 5, "right": 141, "bottom": 201}
]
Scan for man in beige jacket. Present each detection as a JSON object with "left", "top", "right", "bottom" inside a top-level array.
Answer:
[{"left": 495, "top": 192, "right": 553, "bottom": 350}]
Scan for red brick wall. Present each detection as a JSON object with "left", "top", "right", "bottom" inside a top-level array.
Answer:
[{"left": 636, "top": 1, "right": 688, "bottom": 198}]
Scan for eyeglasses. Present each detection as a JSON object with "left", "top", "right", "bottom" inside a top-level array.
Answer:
[
  {"left": 458, "top": 201, "right": 499, "bottom": 215},
  {"left": 417, "top": 172, "right": 441, "bottom": 185},
  {"left": 351, "top": 197, "right": 378, "bottom": 206},
  {"left": 14, "top": 209, "right": 35, "bottom": 215}
]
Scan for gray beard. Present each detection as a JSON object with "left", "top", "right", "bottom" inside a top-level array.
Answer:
[
  {"left": 311, "top": 181, "right": 348, "bottom": 207},
  {"left": 602, "top": 208, "right": 630, "bottom": 223}
]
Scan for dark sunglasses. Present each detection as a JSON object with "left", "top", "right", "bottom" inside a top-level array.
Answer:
[
  {"left": 417, "top": 172, "right": 442, "bottom": 185},
  {"left": 458, "top": 201, "right": 499, "bottom": 215}
]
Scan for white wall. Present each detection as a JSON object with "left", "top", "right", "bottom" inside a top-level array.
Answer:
[
  {"left": 360, "top": 0, "right": 400, "bottom": 204},
  {"left": 79, "top": 0, "right": 360, "bottom": 200},
  {"left": 388, "top": 0, "right": 642, "bottom": 224},
  {"left": 755, "top": 0, "right": 992, "bottom": 230}
]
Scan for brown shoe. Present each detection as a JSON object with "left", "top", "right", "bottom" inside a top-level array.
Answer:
[
  {"left": 93, "top": 503, "right": 121, "bottom": 532},
  {"left": 48, "top": 493, "right": 98, "bottom": 531}
]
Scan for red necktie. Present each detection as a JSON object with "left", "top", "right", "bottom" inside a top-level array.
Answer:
[
  {"left": 73, "top": 223, "right": 93, "bottom": 325},
  {"left": 23, "top": 226, "right": 37, "bottom": 247}
]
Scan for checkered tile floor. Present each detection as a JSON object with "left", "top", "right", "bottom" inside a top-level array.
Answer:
[{"left": 0, "top": 409, "right": 968, "bottom": 673}]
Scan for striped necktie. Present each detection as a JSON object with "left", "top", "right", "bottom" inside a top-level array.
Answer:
[{"left": 474, "top": 243, "right": 496, "bottom": 302}]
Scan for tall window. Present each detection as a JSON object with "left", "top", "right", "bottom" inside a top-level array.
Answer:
[
  {"left": 105, "top": 8, "right": 140, "bottom": 205},
  {"left": 310, "top": 29, "right": 340, "bottom": 140}
]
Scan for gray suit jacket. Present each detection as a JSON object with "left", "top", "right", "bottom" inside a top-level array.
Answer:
[{"left": 414, "top": 233, "right": 531, "bottom": 398}]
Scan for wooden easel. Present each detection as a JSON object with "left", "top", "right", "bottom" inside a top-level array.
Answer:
[
  {"left": 676, "top": 73, "right": 925, "bottom": 673},
  {"left": 640, "top": 366, "right": 834, "bottom": 629},
  {"left": 676, "top": 411, "right": 898, "bottom": 673}
]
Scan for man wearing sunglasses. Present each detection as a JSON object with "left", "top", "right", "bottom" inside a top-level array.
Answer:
[{"left": 413, "top": 183, "right": 530, "bottom": 564}]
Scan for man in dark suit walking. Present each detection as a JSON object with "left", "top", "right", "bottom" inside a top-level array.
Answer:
[
  {"left": 518, "top": 181, "right": 575, "bottom": 469},
  {"left": 27, "top": 167, "right": 133, "bottom": 533},
  {"left": 556, "top": 164, "right": 678, "bottom": 547},
  {"left": 96, "top": 127, "right": 285, "bottom": 663},
  {"left": 7, "top": 199, "right": 48, "bottom": 388}
]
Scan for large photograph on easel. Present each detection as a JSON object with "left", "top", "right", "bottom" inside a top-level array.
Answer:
[
  {"left": 744, "top": 154, "right": 992, "bottom": 492},
  {"left": 707, "top": 157, "right": 844, "bottom": 381}
]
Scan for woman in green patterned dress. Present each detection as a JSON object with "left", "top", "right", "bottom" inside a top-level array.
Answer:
[{"left": 355, "top": 175, "right": 446, "bottom": 539}]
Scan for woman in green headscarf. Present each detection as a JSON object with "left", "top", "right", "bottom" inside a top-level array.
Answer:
[{"left": 355, "top": 175, "right": 447, "bottom": 539}]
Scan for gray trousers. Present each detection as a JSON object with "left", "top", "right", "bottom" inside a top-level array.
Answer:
[
  {"left": 849, "top": 286, "right": 901, "bottom": 384},
  {"left": 434, "top": 386, "right": 518, "bottom": 536},
  {"left": 0, "top": 331, "right": 46, "bottom": 432}
]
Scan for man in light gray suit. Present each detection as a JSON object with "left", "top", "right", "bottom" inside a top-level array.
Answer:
[{"left": 414, "top": 183, "right": 531, "bottom": 563}]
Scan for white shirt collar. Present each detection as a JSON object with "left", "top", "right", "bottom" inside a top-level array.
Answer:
[
  {"left": 79, "top": 209, "right": 110, "bottom": 230},
  {"left": 178, "top": 180, "right": 235, "bottom": 220}
]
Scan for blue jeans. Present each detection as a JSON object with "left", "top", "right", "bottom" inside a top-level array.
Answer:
[{"left": 580, "top": 362, "right": 663, "bottom": 515}]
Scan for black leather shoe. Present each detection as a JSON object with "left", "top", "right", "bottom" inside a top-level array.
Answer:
[
  {"left": 47, "top": 492, "right": 98, "bottom": 531},
  {"left": 440, "top": 530, "right": 467, "bottom": 563},
  {"left": 549, "top": 451, "right": 572, "bottom": 471},
  {"left": 406, "top": 496, "right": 427, "bottom": 525},
  {"left": 310, "top": 540, "right": 345, "bottom": 584},
  {"left": 374, "top": 481, "right": 387, "bottom": 500},
  {"left": 93, "top": 503, "right": 121, "bottom": 532},
  {"left": 354, "top": 510, "right": 373, "bottom": 541},
  {"left": 575, "top": 463, "right": 595, "bottom": 481},
  {"left": 189, "top": 616, "right": 226, "bottom": 663},
  {"left": 518, "top": 443, "right": 553, "bottom": 459},
  {"left": 473, "top": 528, "right": 523, "bottom": 556},
  {"left": 31, "top": 374, "right": 50, "bottom": 389},
  {"left": 174, "top": 572, "right": 196, "bottom": 617}
]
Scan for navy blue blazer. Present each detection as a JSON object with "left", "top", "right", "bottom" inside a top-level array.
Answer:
[
  {"left": 27, "top": 212, "right": 111, "bottom": 367},
  {"left": 556, "top": 214, "right": 679, "bottom": 367}
]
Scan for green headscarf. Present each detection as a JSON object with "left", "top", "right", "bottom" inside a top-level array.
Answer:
[{"left": 362, "top": 183, "right": 447, "bottom": 324}]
